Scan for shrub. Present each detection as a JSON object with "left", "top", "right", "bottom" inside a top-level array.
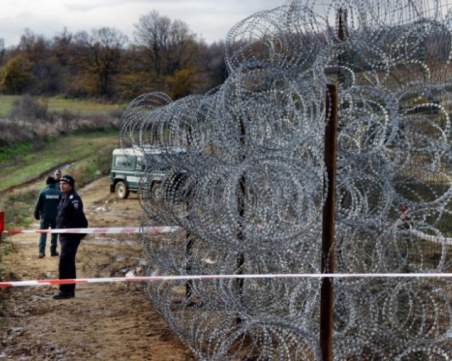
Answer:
[{"left": 9, "top": 94, "right": 50, "bottom": 121}]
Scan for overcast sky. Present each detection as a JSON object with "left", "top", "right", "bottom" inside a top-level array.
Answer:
[{"left": 0, "top": 0, "right": 287, "bottom": 47}]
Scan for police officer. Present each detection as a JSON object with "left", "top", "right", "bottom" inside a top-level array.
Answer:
[
  {"left": 54, "top": 169, "right": 62, "bottom": 182},
  {"left": 34, "top": 176, "right": 61, "bottom": 258},
  {"left": 53, "top": 175, "right": 88, "bottom": 300}
]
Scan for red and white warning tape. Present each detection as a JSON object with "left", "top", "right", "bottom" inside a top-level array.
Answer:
[
  {"left": 1, "top": 273, "right": 452, "bottom": 288},
  {"left": 3, "top": 226, "right": 180, "bottom": 235}
]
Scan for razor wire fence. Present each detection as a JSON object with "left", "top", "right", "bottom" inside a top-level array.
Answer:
[{"left": 120, "top": 0, "right": 452, "bottom": 359}]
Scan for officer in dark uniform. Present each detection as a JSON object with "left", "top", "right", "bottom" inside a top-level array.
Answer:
[
  {"left": 34, "top": 176, "right": 61, "bottom": 258},
  {"left": 53, "top": 175, "right": 88, "bottom": 300}
]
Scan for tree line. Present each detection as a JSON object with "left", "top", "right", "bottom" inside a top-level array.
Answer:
[{"left": 0, "top": 11, "right": 228, "bottom": 102}]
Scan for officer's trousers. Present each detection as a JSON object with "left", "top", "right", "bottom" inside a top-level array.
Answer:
[
  {"left": 38, "top": 218, "right": 58, "bottom": 254},
  {"left": 58, "top": 235, "right": 81, "bottom": 293}
]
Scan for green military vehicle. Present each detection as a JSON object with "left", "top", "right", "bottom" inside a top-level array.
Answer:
[{"left": 110, "top": 146, "right": 186, "bottom": 199}]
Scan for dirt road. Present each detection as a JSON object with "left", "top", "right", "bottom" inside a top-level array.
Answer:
[{"left": 0, "top": 177, "right": 194, "bottom": 360}]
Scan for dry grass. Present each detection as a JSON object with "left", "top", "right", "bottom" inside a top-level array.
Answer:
[{"left": 0, "top": 113, "right": 120, "bottom": 149}]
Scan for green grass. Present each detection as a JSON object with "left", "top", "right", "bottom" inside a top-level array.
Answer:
[
  {"left": 0, "top": 130, "right": 119, "bottom": 192},
  {"left": 0, "top": 143, "right": 33, "bottom": 163},
  {"left": 0, "top": 130, "right": 119, "bottom": 229},
  {"left": 0, "top": 95, "right": 17, "bottom": 116},
  {"left": 0, "top": 95, "right": 124, "bottom": 117},
  {"left": 45, "top": 97, "right": 125, "bottom": 115}
]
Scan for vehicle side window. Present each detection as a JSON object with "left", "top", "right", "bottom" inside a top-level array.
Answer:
[
  {"left": 136, "top": 156, "right": 145, "bottom": 171},
  {"left": 115, "top": 155, "right": 134, "bottom": 169}
]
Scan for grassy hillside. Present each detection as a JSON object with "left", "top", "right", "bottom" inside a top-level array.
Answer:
[
  {"left": 0, "top": 131, "right": 119, "bottom": 192},
  {"left": 0, "top": 95, "right": 124, "bottom": 149},
  {"left": 0, "top": 94, "right": 125, "bottom": 231},
  {"left": 0, "top": 95, "right": 124, "bottom": 117},
  {"left": 0, "top": 130, "right": 119, "bottom": 230}
]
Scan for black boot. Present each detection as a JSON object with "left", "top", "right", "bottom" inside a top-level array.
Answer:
[
  {"left": 50, "top": 246, "right": 59, "bottom": 257},
  {"left": 52, "top": 291, "right": 74, "bottom": 300}
]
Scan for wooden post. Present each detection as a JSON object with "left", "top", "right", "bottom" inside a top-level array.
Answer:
[
  {"left": 337, "top": 7, "right": 348, "bottom": 85},
  {"left": 185, "top": 236, "right": 194, "bottom": 300},
  {"left": 235, "top": 119, "right": 246, "bottom": 324},
  {"left": 320, "top": 84, "right": 338, "bottom": 361},
  {"left": 185, "top": 126, "right": 194, "bottom": 301}
]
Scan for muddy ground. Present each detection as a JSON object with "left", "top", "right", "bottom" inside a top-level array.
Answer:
[{"left": 0, "top": 177, "right": 195, "bottom": 360}]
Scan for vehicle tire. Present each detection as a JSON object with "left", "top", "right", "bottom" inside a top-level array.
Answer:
[
  {"left": 150, "top": 181, "right": 162, "bottom": 200},
  {"left": 115, "top": 181, "right": 129, "bottom": 199}
]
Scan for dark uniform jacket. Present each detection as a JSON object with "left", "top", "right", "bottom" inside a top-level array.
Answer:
[
  {"left": 56, "top": 190, "right": 88, "bottom": 233},
  {"left": 34, "top": 183, "right": 61, "bottom": 220}
]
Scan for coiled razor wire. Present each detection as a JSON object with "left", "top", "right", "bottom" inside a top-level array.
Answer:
[{"left": 120, "top": 0, "right": 452, "bottom": 359}]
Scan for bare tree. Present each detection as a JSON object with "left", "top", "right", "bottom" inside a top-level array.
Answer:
[
  {"left": 203, "top": 41, "right": 228, "bottom": 89},
  {"left": 133, "top": 11, "right": 203, "bottom": 97},
  {"left": 134, "top": 10, "right": 172, "bottom": 77},
  {"left": 52, "top": 28, "right": 74, "bottom": 67},
  {"left": 14, "top": 29, "right": 55, "bottom": 94},
  {"left": 0, "top": 38, "right": 5, "bottom": 66},
  {"left": 74, "top": 27, "right": 128, "bottom": 97}
]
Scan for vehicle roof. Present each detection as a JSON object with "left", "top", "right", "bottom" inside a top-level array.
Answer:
[{"left": 113, "top": 147, "right": 186, "bottom": 156}]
